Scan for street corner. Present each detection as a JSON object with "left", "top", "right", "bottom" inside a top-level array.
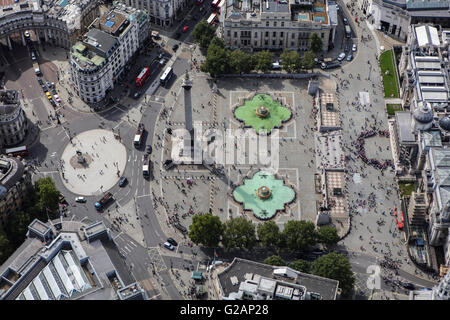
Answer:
[{"left": 59, "top": 129, "right": 127, "bottom": 196}]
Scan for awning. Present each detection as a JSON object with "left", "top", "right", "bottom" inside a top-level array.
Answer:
[{"left": 191, "top": 271, "right": 203, "bottom": 280}]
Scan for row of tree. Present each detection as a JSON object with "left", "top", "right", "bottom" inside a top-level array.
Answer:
[
  {"left": 188, "top": 215, "right": 340, "bottom": 252},
  {"left": 192, "top": 21, "right": 323, "bottom": 76},
  {"left": 264, "top": 252, "right": 355, "bottom": 298},
  {"left": 0, "top": 177, "right": 61, "bottom": 264}
]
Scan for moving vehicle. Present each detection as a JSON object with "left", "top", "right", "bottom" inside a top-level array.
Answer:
[
  {"left": 182, "top": 26, "right": 190, "bottom": 33},
  {"left": 337, "top": 52, "right": 346, "bottom": 61},
  {"left": 31, "top": 51, "right": 36, "bottom": 61},
  {"left": 133, "top": 91, "right": 141, "bottom": 99},
  {"left": 320, "top": 62, "right": 340, "bottom": 70},
  {"left": 352, "top": 44, "right": 357, "bottom": 52},
  {"left": 33, "top": 62, "right": 41, "bottom": 76},
  {"left": 118, "top": 176, "right": 127, "bottom": 187},
  {"left": 345, "top": 25, "right": 351, "bottom": 38},
  {"left": 159, "top": 58, "right": 166, "bottom": 66},
  {"left": 94, "top": 192, "right": 113, "bottom": 211},
  {"left": 75, "top": 196, "right": 86, "bottom": 203},
  {"left": 146, "top": 145, "right": 152, "bottom": 154},
  {"left": 143, "top": 154, "right": 150, "bottom": 178},
  {"left": 172, "top": 43, "right": 179, "bottom": 51},
  {"left": 174, "top": 223, "right": 187, "bottom": 234},
  {"left": 211, "top": 0, "right": 219, "bottom": 7},
  {"left": 53, "top": 95, "right": 61, "bottom": 103},
  {"left": 160, "top": 67, "right": 174, "bottom": 87},
  {"left": 37, "top": 77, "right": 43, "bottom": 85},
  {"left": 207, "top": 13, "right": 218, "bottom": 25},
  {"left": 167, "top": 238, "right": 178, "bottom": 246},
  {"left": 346, "top": 54, "right": 353, "bottom": 61},
  {"left": 272, "top": 61, "right": 281, "bottom": 70},
  {"left": 163, "top": 242, "right": 175, "bottom": 250},
  {"left": 134, "top": 123, "right": 145, "bottom": 147},
  {"left": 5, "top": 145, "right": 28, "bottom": 157},
  {"left": 151, "top": 31, "right": 160, "bottom": 39},
  {"left": 343, "top": 18, "right": 348, "bottom": 25},
  {"left": 24, "top": 31, "right": 30, "bottom": 39},
  {"left": 135, "top": 67, "right": 150, "bottom": 87},
  {"left": 158, "top": 53, "right": 164, "bottom": 59}
]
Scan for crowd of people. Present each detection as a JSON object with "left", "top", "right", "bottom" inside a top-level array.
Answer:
[{"left": 353, "top": 130, "right": 393, "bottom": 170}]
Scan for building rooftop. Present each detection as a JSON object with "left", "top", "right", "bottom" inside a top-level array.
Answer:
[
  {"left": 98, "top": 10, "right": 128, "bottom": 37},
  {"left": 217, "top": 258, "right": 339, "bottom": 300},
  {"left": 0, "top": 156, "right": 26, "bottom": 191},
  {"left": 395, "top": 112, "right": 416, "bottom": 144},
  {"left": 0, "top": 218, "right": 141, "bottom": 300},
  {"left": 84, "top": 29, "right": 118, "bottom": 57}
]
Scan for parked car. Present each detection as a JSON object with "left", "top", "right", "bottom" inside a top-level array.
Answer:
[
  {"left": 352, "top": 43, "right": 357, "bottom": 52},
  {"left": 75, "top": 196, "right": 86, "bottom": 203},
  {"left": 37, "top": 77, "right": 43, "bottom": 85},
  {"left": 46, "top": 80, "right": 51, "bottom": 88},
  {"left": 167, "top": 237, "right": 178, "bottom": 246},
  {"left": 31, "top": 51, "right": 36, "bottom": 60},
  {"left": 41, "top": 84, "right": 47, "bottom": 91},
  {"left": 182, "top": 26, "right": 190, "bottom": 33},
  {"left": 345, "top": 43, "right": 350, "bottom": 52},
  {"left": 158, "top": 53, "right": 164, "bottom": 59},
  {"left": 163, "top": 242, "right": 175, "bottom": 250},
  {"left": 337, "top": 52, "right": 346, "bottom": 61},
  {"left": 49, "top": 99, "right": 56, "bottom": 107},
  {"left": 346, "top": 54, "right": 353, "bottom": 61},
  {"left": 51, "top": 88, "right": 57, "bottom": 95},
  {"left": 146, "top": 145, "right": 152, "bottom": 154},
  {"left": 321, "top": 62, "right": 341, "bottom": 70},
  {"left": 343, "top": 18, "right": 348, "bottom": 25},
  {"left": 53, "top": 94, "right": 61, "bottom": 102},
  {"left": 159, "top": 58, "right": 166, "bottom": 66},
  {"left": 172, "top": 44, "right": 179, "bottom": 51},
  {"left": 118, "top": 176, "right": 127, "bottom": 187}
]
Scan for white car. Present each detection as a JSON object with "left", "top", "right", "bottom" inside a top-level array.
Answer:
[
  {"left": 337, "top": 52, "right": 346, "bottom": 61},
  {"left": 75, "top": 196, "right": 86, "bottom": 203},
  {"left": 53, "top": 95, "right": 61, "bottom": 103},
  {"left": 24, "top": 31, "right": 30, "bottom": 38},
  {"left": 352, "top": 44, "right": 357, "bottom": 52}
]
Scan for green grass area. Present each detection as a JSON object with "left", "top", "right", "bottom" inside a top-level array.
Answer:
[
  {"left": 398, "top": 181, "right": 417, "bottom": 198},
  {"left": 234, "top": 94, "right": 291, "bottom": 133},
  {"left": 386, "top": 104, "right": 402, "bottom": 116},
  {"left": 379, "top": 50, "right": 400, "bottom": 98}
]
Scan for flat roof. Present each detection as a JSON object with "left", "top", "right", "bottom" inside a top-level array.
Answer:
[
  {"left": 261, "top": 0, "right": 290, "bottom": 13},
  {"left": 218, "top": 258, "right": 339, "bottom": 300},
  {"left": 418, "top": 75, "right": 444, "bottom": 84},
  {"left": 415, "top": 25, "right": 440, "bottom": 47},
  {"left": 395, "top": 112, "right": 416, "bottom": 143},
  {"left": 99, "top": 10, "right": 128, "bottom": 36},
  {"left": 422, "top": 91, "right": 448, "bottom": 101},
  {"left": 85, "top": 29, "right": 118, "bottom": 56}
]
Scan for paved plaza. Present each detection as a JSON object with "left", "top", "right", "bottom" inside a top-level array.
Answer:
[{"left": 60, "top": 129, "right": 127, "bottom": 196}]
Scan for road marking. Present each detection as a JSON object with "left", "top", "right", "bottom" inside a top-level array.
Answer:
[
  {"left": 114, "top": 231, "right": 124, "bottom": 240},
  {"left": 136, "top": 194, "right": 150, "bottom": 199},
  {"left": 113, "top": 120, "right": 124, "bottom": 130},
  {"left": 129, "top": 240, "right": 137, "bottom": 248},
  {"left": 176, "top": 245, "right": 179, "bottom": 254},
  {"left": 124, "top": 245, "right": 132, "bottom": 253},
  {"left": 128, "top": 155, "right": 131, "bottom": 162}
]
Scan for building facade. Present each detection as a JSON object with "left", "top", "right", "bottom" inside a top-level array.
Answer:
[
  {"left": 0, "top": 156, "right": 32, "bottom": 230},
  {"left": 357, "top": 0, "right": 450, "bottom": 41},
  {"left": 121, "top": 0, "right": 190, "bottom": 27},
  {"left": 69, "top": 3, "right": 149, "bottom": 103},
  {"left": 222, "top": 0, "right": 337, "bottom": 52},
  {"left": 0, "top": 90, "right": 28, "bottom": 148}
]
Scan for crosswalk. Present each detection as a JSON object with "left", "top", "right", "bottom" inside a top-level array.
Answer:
[{"left": 148, "top": 247, "right": 167, "bottom": 273}]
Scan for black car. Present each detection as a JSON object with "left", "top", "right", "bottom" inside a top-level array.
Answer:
[
  {"left": 49, "top": 99, "right": 56, "bottom": 107},
  {"left": 133, "top": 91, "right": 141, "bottom": 99},
  {"left": 118, "top": 176, "right": 127, "bottom": 187},
  {"left": 146, "top": 145, "right": 152, "bottom": 154},
  {"left": 37, "top": 77, "right": 43, "bottom": 85},
  {"left": 167, "top": 237, "right": 178, "bottom": 246},
  {"left": 172, "top": 44, "right": 179, "bottom": 51},
  {"left": 175, "top": 32, "right": 181, "bottom": 39},
  {"left": 174, "top": 223, "right": 187, "bottom": 233},
  {"left": 51, "top": 88, "right": 57, "bottom": 95},
  {"left": 41, "top": 84, "right": 47, "bottom": 91},
  {"left": 402, "top": 282, "right": 415, "bottom": 290}
]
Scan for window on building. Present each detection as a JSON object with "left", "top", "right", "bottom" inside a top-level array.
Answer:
[
  {"left": 254, "top": 41, "right": 257, "bottom": 46},
  {"left": 273, "top": 21, "right": 277, "bottom": 27},
  {"left": 321, "top": 32, "right": 324, "bottom": 38},
  {"left": 265, "top": 40, "right": 268, "bottom": 45},
  {"left": 265, "top": 31, "right": 269, "bottom": 37},
  {"left": 281, "top": 22, "right": 284, "bottom": 27},
  {"left": 234, "top": 32, "right": 237, "bottom": 37},
  {"left": 266, "top": 21, "right": 269, "bottom": 26},
  {"left": 292, "top": 33, "right": 295, "bottom": 39},
  {"left": 272, "top": 40, "right": 275, "bottom": 45},
  {"left": 255, "top": 32, "right": 257, "bottom": 38},
  {"left": 273, "top": 31, "right": 276, "bottom": 37},
  {"left": 280, "top": 32, "right": 283, "bottom": 37}
]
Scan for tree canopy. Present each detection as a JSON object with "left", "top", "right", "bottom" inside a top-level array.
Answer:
[
  {"left": 288, "top": 259, "right": 311, "bottom": 273},
  {"left": 257, "top": 221, "right": 281, "bottom": 248},
  {"left": 309, "top": 33, "right": 323, "bottom": 54},
  {"left": 35, "top": 177, "right": 60, "bottom": 218},
  {"left": 192, "top": 21, "right": 217, "bottom": 49},
  {"left": 311, "top": 252, "right": 355, "bottom": 298},
  {"left": 229, "top": 49, "right": 254, "bottom": 74},
  {"left": 317, "top": 226, "right": 340, "bottom": 249},
  {"left": 282, "top": 220, "right": 317, "bottom": 252},
  {"left": 253, "top": 50, "right": 274, "bottom": 73},
  {"left": 200, "top": 41, "right": 230, "bottom": 76},
  {"left": 302, "top": 50, "right": 316, "bottom": 70},
  {"left": 264, "top": 255, "right": 287, "bottom": 266},
  {"left": 222, "top": 217, "right": 257, "bottom": 249},
  {"left": 188, "top": 214, "right": 223, "bottom": 247},
  {"left": 280, "top": 50, "right": 301, "bottom": 73}
]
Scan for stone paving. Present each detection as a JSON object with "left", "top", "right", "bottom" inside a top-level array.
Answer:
[
  {"left": 150, "top": 73, "right": 324, "bottom": 240},
  {"left": 60, "top": 129, "right": 127, "bottom": 196}
]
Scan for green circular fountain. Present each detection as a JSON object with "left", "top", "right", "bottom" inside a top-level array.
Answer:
[
  {"left": 234, "top": 94, "right": 291, "bottom": 133},
  {"left": 232, "top": 171, "right": 295, "bottom": 220}
]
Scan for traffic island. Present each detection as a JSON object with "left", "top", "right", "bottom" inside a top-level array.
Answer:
[{"left": 60, "top": 129, "right": 127, "bottom": 196}]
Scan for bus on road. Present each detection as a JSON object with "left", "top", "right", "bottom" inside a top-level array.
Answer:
[
  {"left": 134, "top": 123, "right": 145, "bottom": 147},
  {"left": 207, "top": 13, "right": 218, "bottom": 25},
  {"left": 345, "top": 25, "right": 351, "bottom": 38},
  {"left": 160, "top": 67, "right": 173, "bottom": 87},
  {"left": 211, "top": 0, "right": 219, "bottom": 7},
  {"left": 5, "top": 145, "right": 29, "bottom": 157},
  {"left": 136, "top": 67, "right": 150, "bottom": 87}
]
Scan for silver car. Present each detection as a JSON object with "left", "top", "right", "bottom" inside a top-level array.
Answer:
[{"left": 337, "top": 52, "right": 346, "bottom": 61}]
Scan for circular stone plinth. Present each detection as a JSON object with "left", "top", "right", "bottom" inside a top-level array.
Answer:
[
  {"left": 60, "top": 129, "right": 127, "bottom": 196},
  {"left": 257, "top": 186, "right": 272, "bottom": 199}
]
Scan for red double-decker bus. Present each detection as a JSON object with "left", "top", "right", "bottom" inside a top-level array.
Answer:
[
  {"left": 5, "top": 145, "right": 29, "bottom": 157},
  {"left": 136, "top": 67, "right": 150, "bottom": 87}
]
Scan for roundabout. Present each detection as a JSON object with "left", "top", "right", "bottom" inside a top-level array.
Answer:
[{"left": 59, "top": 129, "right": 127, "bottom": 196}]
